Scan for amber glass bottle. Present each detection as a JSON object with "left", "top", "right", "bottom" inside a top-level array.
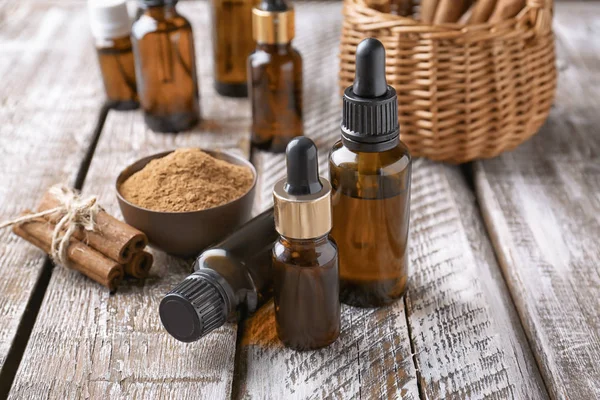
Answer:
[
  {"left": 329, "top": 38, "right": 412, "bottom": 308},
  {"left": 160, "top": 208, "right": 277, "bottom": 342},
  {"left": 88, "top": 0, "right": 138, "bottom": 110},
  {"left": 248, "top": 0, "right": 303, "bottom": 152},
  {"left": 273, "top": 137, "right": 340, "bottom": 350},
  {"left": 132, "top": 0, "right": 200, "bottom": 133},
  {"left": 211, "top": 0, "right": 257, "bottom": 97}
]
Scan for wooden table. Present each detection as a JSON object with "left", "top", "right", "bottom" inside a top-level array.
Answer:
[{"left": 0, "top": 1, "right": 598, "bottom": 399}]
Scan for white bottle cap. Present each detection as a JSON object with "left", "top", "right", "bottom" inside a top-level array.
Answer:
[{"left": 88, "top": 0, "right": 132, "bottom": 40}]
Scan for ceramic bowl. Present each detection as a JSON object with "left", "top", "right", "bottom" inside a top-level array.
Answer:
[{"left": 116, "top": 149, "right": 256, "bottom": 257}]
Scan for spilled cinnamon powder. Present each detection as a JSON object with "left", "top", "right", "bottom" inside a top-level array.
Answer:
[{"left": 120, "top": 149, "right": 254, "bottom": 212}]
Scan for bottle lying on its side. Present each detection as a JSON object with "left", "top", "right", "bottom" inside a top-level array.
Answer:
[{"left": 159, "top": 208, "right": 277, "bottom": 342}]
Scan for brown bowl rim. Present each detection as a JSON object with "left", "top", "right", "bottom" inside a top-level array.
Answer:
[{"left": 115, "top": 148, "right": 257, "bottom": 215}]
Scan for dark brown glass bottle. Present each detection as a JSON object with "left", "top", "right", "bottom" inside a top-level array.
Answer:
[
  {"left": 273, "top": 235, "right": 339, "bottom": 350},
  {"left": 248, "top": 0, "right": 303, "bottom": 152},
  {"left": 88, "top": 0, "right": 139, "bottom": 110},
  {"left": 330, "top": 38, "right": 412, "bottom": 308},
  {"left": 160, "top": 208, "right": 278, "bottom": 342},
  {"left": 132, "top": 0, "right": 200, "bottom": 133},
  {"left": 330, "top": 142, "right": 411, "bottom": 307},
  {"left": 211, "top": 0, "right": 257, "bottom": 97},
  {"left": 273, "top": 137, "right": 340, "bottom": 350}
]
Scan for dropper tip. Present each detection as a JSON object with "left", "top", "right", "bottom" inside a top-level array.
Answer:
[
  {"left": 284, "top": 137, "right": 323, "bottom": 196},
  {"left": 353, "top": 38, "right": 388, "bottom": 98}
]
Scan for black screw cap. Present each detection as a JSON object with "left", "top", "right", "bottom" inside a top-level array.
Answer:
[
  {"left": 341, "top": 38, "right": 399, "bottom": 148},
  {"left": 283, "top": 137, "right": 323, "bottom": 196},
  {"left": 159, "top": 274, "right": 227, "bottom": 342}
]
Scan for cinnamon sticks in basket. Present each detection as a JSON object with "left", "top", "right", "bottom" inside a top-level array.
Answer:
[{"left": 10, "top": 186, "right": 153, "bottom": 290}]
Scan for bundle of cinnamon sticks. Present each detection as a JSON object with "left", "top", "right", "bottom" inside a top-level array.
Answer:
[
  {"left": 12, "top": 189, "right": 153, "bottom": 290},
  {"left": 366, "top": 0, "right": 526, "bottom": 24},
  {"left": 421, "top": 0, "right": 526, "bottom": 23}
]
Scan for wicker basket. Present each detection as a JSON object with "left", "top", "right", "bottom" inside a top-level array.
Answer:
[{"left": 340, "top": 0, "right": 556, "bottom": 163}]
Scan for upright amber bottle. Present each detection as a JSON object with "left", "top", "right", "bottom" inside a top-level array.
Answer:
[
  {"left": 248, "top": 0, "right": 303, "bottom": 152},
  {"left": 88, "top": 0, "right": 139, "bottom": 110},
  {"left": 329, "top": 39, "right": 412, "bottom": 308},
  {"left": 211, "top": 0, "right": 257, "bottom": 97},
  {"left": 132, "top": 0, "right": 200, "bottom": 133},
  {"left": 273, "top": 137, "right": 340, "bottom": 350}
]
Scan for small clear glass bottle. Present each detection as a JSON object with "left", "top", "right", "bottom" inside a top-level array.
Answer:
[
  {"left": 273, "top": 137, "right": 340, "bottom": 350},
  {"left": 88, "top": 0, "right": 139, "bottom": 110},
  {"left": 211, "top": 0, "right": 257, "bottom": 97},
  {"left": 248, "top": 0, "right": 303, "bottom": 152},
  {"left": 329, "top": 38, "right": 412, "bottom": 308},
  {"left": 132, "top": 0, "right": 200, "bottom": 133}
]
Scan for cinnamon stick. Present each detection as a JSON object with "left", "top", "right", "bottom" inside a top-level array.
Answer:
[
  {"left": 466, "top": 0, "right": 497, "bottom": 24},
  {"left": 38, "top": 191, "right": 148, "bottom": 264},
  {"left": 420, "top": 0, "right": 439, "bottom": 22},
  {"left": 124, "top": 251, "right": 153, "bottom": 279},
  {"left": 13, "top": 215, "right": 124, "bottom": 290},
  {"left": 365, "top": 0, "right": 391, "bottom": 13},
  {"left": 434, "top": 0, "right": 472, "bottom": 23},
  {"left": 392, "top": 0, "right": 412, "bottom": 16},
  {"left": 488, "top": 0, "right": 525, "bottom": 22}
]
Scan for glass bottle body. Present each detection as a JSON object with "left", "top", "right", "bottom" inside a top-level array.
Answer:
[
  {"left": 329, "top": 140, "right": 412, "bottom": 307},
  {"left": 248, "top": 43, "right": 303, "bottom": 153},
  {"left": 132, "top": 5, "right": 200, "bottom": 133},
  {"left": 194, "top": 208, "right": 278, "bottom": 316},
  {"left": 273, "top": 235, "right": 340, "bottom": 350},
  {"left": 95, "top": 35, "right": 139, "bottom": 110},
  {"left": 211, "top": 0, "right": 256, "bottom": 97}
]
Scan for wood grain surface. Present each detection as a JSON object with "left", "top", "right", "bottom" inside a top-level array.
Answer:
[
  {"left": 406, "top": 162, "right": 547, "bottom": 399},
  {"left": 0, "top": 0, "right": 103, "bottom": 388},
  {"left": 8, "top": 2, "right": 250, "bottom": 399},
  {"left": 3, "top": 0, "right": 596, "bottom": 398},
  {"left": 474, "top": 3, "right": 600, "bottom": 399},
  {"left": 237, "top": 2, "right": 545, "bottom": 399}
]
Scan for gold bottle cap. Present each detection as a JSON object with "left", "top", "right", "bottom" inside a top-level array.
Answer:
[
  {"left": 273, "top": 177, "right": 332, "bottom": 240},
  {"left": 252, "top": 7, "right": 295, "bottom": 44}
]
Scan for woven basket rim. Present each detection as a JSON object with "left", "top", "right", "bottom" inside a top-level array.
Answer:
[{"left": 344, "top": 0, "right": 553, "bottom": 35}]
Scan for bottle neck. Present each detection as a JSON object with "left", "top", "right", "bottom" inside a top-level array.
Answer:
[
  {"left": 341, "top": 134, "right": 400, "bottom": 153},
  {"left": 255, "top": 42, "right": 293, "bottom": 54},
  {"left": 142, "top": 4, "right": 177, "bottom": 19},
  {"left": 280, "top": 234, "right": 330, "bottom": 249}
]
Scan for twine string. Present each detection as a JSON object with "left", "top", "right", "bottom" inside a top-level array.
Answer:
[{"left": 0, "top": 185, "right": 100, "bottom": 268}]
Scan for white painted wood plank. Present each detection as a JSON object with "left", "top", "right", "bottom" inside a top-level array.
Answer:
[
  {"left": 407, "top": 162, "right": 547, "bottom": 399},
  {"left": 474, "top": 3, "right": 600, "bottom": 399},
  {"left": 0, "top": 0, "right": 103, "bottom": 384},
  {"left": 8, "top": 1, "right": 250, "bottom": 399},
  {"left": 238, "top": 4, "right": 420, "bottom": 398}
]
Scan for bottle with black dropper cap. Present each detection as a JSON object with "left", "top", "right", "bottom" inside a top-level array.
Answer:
[
  {"left": 273, "top": 137, "right": 340, "bottom": 350},
  {"left": 329, "top": 38, "right": 412, "bottom": 308},
  {"left": 159, "top": 208, "right": 278, "bottom": 342},
  {"left": 248, "top": 0, "right": 303, "bottom": 152}
]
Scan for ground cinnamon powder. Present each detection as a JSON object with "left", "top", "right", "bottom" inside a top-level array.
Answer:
[{"left": 120, "top": 149, "right": 254, "bottom": 212}]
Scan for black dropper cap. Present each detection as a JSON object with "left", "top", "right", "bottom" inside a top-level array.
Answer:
[
  {"left": 284, "top": 137, "right": 323, "bottom": 196},
  {"left": 341, "top": 38, "right": 399, "bottom": 151},
  {"left": 258, "top": 0, "right": 289, "bottom": 11}
]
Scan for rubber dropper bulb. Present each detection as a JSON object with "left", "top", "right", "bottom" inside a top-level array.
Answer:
[
  {"left": 283, "top": 137, "right": 323, "bottom": 196},
  {"left": 258, "top": 0, "right": 289, "bottom": 12},
  {"left": 353, "top": 38, "right": 388, "bottom": 98}
]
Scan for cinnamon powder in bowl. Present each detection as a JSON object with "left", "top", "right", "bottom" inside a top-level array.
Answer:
[
  {"left": 120, "top": 148, "right": 254, "bottom": 212},
  {"left": 115, "top": 149, "right": 256, "bottom": 257}
]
